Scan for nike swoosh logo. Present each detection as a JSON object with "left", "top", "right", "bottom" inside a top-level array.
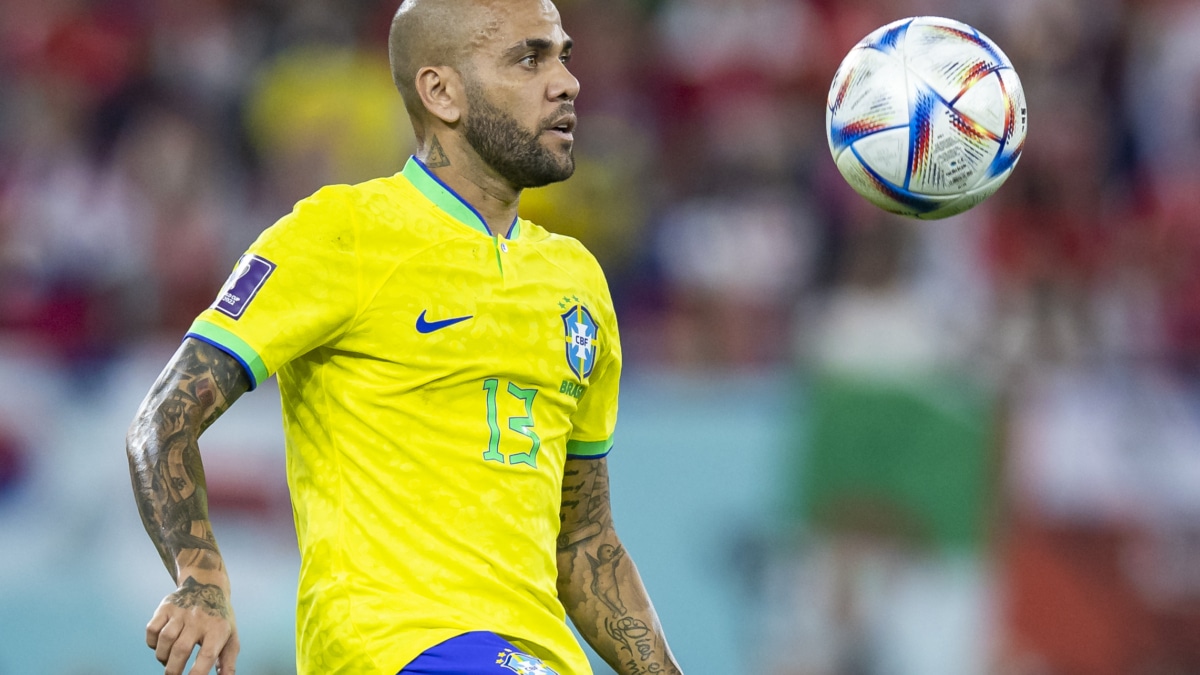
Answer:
[{"left": 415, "top": 310, "right": 473, "bottom": 334}]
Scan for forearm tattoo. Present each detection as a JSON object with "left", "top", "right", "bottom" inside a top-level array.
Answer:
[
  {"left": 127, "top": 340, "right": 248, "bottom": 579},
  {"left": 558, "top": 461, "right": 682, "bottom": 675}
]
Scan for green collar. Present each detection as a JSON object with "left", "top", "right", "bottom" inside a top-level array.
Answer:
[{"left": 401, "top": 156, "right": 520, "bottom": 238}]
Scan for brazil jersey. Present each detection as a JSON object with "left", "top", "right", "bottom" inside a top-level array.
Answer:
[{"left": 186, "top": 157, "right": 619, "bottom": 675}]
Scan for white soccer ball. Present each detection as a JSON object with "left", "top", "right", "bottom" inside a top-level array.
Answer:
[{"left": 826, "top": 16, "right": 1027, "bottom": 220}]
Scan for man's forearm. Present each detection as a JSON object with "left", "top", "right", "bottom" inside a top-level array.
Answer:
[
  {"left": 126, "top": 340, "right": 246, "bottom": 583},
  {"left": 556, "top": 463, "right": 682, "bottom": 674},
  {"left": 127, "top": 409, "right": 223, "bottom": 580}
]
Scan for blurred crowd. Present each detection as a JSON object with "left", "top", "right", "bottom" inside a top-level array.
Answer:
[
  {"left": 3, "top": 0, "right": 1200, "bottom": 673},
  {"left": 2, "top": 0, "right": 1198, "bottom": 371}
]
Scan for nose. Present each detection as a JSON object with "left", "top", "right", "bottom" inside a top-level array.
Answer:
[{"left": 550, "top": 60, "right": 580, "bottom": 102}]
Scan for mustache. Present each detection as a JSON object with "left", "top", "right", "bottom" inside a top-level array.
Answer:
[{"left": 542, "top": 103, "right": 577, "bottom": 128}]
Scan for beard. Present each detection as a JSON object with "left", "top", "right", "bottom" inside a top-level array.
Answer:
[{"left": 462, "top": 79, "right": 575, "bottom": 189}]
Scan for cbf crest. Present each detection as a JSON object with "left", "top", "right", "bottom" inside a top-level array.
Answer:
[
  {"left": 561, "top": 302, "right": 598, "bottom": 381},
  {"left": 496, "top": 648, "right": 559, "bottom": 675}
]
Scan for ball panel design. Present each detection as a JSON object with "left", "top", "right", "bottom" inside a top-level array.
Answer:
[
  {"left": 860, "top": 17, "right": 914, "bottom": 54},
  {"left": 908, "top": 87, "right": 1001, "bottom": 196},
  {"left": 953, "top": 74, "right": 1008, "bottom": 137},
  {"left": 836, "top": 147, "right": 916, "bottom": 216},
  {"left": 923, "top": 169, "right": 1013, "bottom": 219},
  {"left": 827, "top": 48, "right": 910, "bottom": 156},
  {"left": 838, "top": 147, "right": 958, "bottom": 219},
  {"left": 854, "top": 127, "right": 912, "bottom": 186},
  {"left": 907, "top": 17, "right": 1005, "bottom": 67},
  {"left": 903, "top": 26, "right": 1006, "bottom": 103},
  {"left": 826, "top": 15, "right": 1025, "bottom": 219}
]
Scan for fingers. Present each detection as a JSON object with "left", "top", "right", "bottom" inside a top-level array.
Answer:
[
  {"left": 152, "top": 621, "right": 235, "bottom": 675},
  {"left": 153, "top": 617, "right": 185, "bottom": 664},
  {"left": 146, "top": 600, "right": 237, "bottom": 675},
  {"left": 188, "top": 636, "right": 222, "bottom": 675},
  {"left": 185, "top": 625, "right": 237, "bottom": 675},
  {"left": 163, "top": 625, "right": 201, "bottom": 674},
  {"left": 147, "top": 610, "right": 167, "bottom": 649},
  {"left": 211, "top": 632, "right": 240, "bottom": 675}
]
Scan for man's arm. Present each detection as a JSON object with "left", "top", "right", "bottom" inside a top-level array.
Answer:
[
  {"left": 557, "top": 457, "right": 683, "bottom": 675},
  {"left": 126, "top": 337, "right": 250, "bottom": 675}
]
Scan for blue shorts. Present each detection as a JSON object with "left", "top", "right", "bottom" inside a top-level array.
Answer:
[{"left": 398, "top": 631, "right": 561, "bottom": 675}]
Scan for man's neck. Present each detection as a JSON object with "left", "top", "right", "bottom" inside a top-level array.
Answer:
[{"left": 417, "top": 143, "right": 521, "bottom": 238}]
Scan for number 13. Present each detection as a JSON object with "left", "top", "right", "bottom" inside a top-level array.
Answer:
[{"left": 482, "top": 378, "right": 542, "bottom": 468}]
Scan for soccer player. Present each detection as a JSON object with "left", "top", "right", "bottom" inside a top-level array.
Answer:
[{"left": 124, "top": 0, "right": 684, "bottom": 674}]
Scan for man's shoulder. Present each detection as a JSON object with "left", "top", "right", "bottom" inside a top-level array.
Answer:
[
  {"left": 521, "top": 220, "right": 609, "bottom": 283},
  {"left": 285, "top": 174, "right": 435, "bottom": 240},
  {"left": 304, "top": 173, "right": 416, "bottom": 214},
  {"left": 522, "top": 220, "right": 593, "bottom": 258}
]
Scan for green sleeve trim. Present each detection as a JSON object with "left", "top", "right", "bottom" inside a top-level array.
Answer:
[
  {"left": 186, "top": 319, "right": 270, "bottom": 390},
  {"left": 566, "top": 437, "right": 613, "bottom": 459}
]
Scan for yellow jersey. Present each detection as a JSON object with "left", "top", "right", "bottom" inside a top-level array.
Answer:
[{"left": 186, "top": 157, "right": 619, "bottom": 675}]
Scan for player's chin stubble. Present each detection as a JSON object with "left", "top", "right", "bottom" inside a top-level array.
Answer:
[{"left": 463, "top": 81, "right": 575, "bottom": 189}]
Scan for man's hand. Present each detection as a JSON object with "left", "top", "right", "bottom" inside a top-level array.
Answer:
[{"left": 146, "top": 576, "right": 239, "bottom": 675}]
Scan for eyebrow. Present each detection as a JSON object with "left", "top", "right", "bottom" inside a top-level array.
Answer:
[{"left": 505, "top": 36, "right": 574, "bottom": 57}]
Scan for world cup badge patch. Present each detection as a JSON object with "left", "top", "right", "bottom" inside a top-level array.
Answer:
[
  {"left": 496, "top": 649, "right": 559, "bottom": 675},
  {"left": 561, "top": 303, "right": 598, "bottom": 381},
  {"left": 213, "top": 254, "right": 275, "bottom": 319}
]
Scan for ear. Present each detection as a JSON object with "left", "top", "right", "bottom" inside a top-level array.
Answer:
[{"left": 415, "top": 66, "right": 463, "bottom": 125}]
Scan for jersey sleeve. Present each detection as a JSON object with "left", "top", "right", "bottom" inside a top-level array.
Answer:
[
  {"left": 185, "top": 185, "right": 360, "bottom": 389},
  {"left": 566, "top": 269, "right": 622, "bottom": 459}
]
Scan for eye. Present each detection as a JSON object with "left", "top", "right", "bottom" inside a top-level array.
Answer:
[
  {"left": 520, "top": 53, "right": 539, "bottom": 67},
  {"left": 560, "top": 52, "right": 572, "bottom": 65}
]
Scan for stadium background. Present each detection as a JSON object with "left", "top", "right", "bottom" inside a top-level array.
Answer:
[{"left": 3, "top": 0, "right": 1200, "bottom": 672}]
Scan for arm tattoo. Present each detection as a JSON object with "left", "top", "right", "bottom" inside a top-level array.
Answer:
[
  {"left": 558, "top": 460, "right": 683, "bottom": 674},
  {"left": 605, "top": 617, "right": 665, "bottom": 674},
  {"left": 588, "top": 543, "right": 627, "bottom": 615},
  {"left": 169, "top": 576, "right": 232, "bottom": 619},
  {"left": 425, "top": 136, "right": 451, "bottom": 168},
  {"left": 127, "top": 339, "right": 249, "bottom": 579},
  {"left": 558, "top": 461, "right": 606, "bottom": 548}
]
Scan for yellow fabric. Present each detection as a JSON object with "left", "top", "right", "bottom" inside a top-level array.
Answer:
[{"left": 188, "top": 172, "right": 620, "bottom": 674}]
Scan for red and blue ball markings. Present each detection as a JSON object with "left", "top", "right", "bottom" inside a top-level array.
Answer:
[
  {"left": 863, "top": 19, "right": 911, "bottom": 53},
  {"left": 850, "top": 144, "right": 944, "bottom": 215},
  {"left": 828, "top": 66, "right": 856, "bottom": 114},
  {"left": 906, "top": 88, "right": 938, "bottom": 188},
  {"left": 988, "top": 77, "right": 1024, "bottom": 177},
  {"left": 935, "top": 23, "right": 1025, "bottom": 178},
  {"left": 828, "top": 115, "right": 903, "bottom": 153},
  {"left": 828, "top": 63, "right": 907, "bottom": 152},
  {"left": 931, "top": 24, "right": 1006, "bottom": 65},
  {"left": 944, "top": 59, "right": 999, "bottom": 101}
]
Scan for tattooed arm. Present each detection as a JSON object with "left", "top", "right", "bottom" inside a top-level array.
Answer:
[
  {"left": 557, "top": 458, "right": 683, "bottom": 675},
  {"left": 126, "top": 338, "right": 250, "bottom": 675}
]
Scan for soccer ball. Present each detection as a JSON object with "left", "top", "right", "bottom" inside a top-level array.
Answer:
[{"left": 826, "top": 16, "right": 1027, "bottom": 220}]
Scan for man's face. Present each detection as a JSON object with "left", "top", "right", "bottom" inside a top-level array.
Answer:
[
  {"left": 460, "top": 0, "right": 579, "bottom": 189},
  {"left": 463, "top": 77, "right": 574, "bottom": 189}
]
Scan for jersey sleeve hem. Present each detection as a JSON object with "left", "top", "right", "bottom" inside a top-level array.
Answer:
[
  {"left": 566, "top": 437, "right": 613, "bottom": 459},
  {"left": 186, "top": 319, "right": 270, "bottom": 390}
]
